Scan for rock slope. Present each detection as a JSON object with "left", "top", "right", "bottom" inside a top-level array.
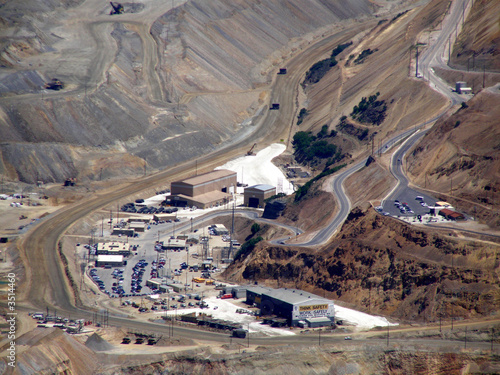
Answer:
[{"left": 0, "top": 0, "right": 374, "bottom": 183}]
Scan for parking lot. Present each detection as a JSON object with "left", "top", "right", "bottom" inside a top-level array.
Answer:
[
  {"left": 380, "top": 190, "right": 437, "bottom": 219},
  {"left": 86, "top": 219, "right": 231, "bottom": 307}
]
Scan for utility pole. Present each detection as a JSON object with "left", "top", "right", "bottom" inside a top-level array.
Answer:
[
  {"left": 448, "top": 36, "right": 451, "bottom": 62},
  {"left": 465, "top": 326, "right": 467, "bottom": 349},
  {"left": 483, "top": 63, "right": 486, "bottom": 88},
  {"left": 491, "top": 328, "right": 495, "bottom": 352},
  {"left": 415, "top": 45, "right": 419, "bottom": 77}
]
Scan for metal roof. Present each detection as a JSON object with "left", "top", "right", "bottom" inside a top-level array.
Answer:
[
  {"left": 174, "top": 169, "right": 236, "bottom": 187},
  {"left": 246, "top": 286, "right": 274, "bottom": 295},
  {"left": 263, "top": 288, "right": 331, "bottom": 305},
  {"left": 96, "top": 255, "right": 123, "bottom": 261},
  {"left": 245, "top": 184, "right": 275, "bottom": 192}
]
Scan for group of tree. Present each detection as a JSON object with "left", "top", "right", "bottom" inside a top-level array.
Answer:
[
  {"left": 297, "top": 108, "right": 308, "bottom": 125},
  {"left": 294, "top": 163, "right": 346, "bottom": 202},
  {"left": 352, "top": 48, "right": 377, "bottom": 65},
  {"left": 292, "top": 125, "right": 343, "bottom": 165},
  {"left": 302, "top": 42, "right": 352, "bottom": 86},
  {"left": 350, "top": 92, "right": 387, "bottom": 126}
]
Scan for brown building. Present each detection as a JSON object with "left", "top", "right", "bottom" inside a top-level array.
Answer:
[
  {"left": 244, "top": 184, "right": 276, "bottom": 208},
  {"left": 168, "top": 169, "right": 237, "bottom": 209},
  {"left": 439, "top": 208, "right": 465, "bottom": 221}
]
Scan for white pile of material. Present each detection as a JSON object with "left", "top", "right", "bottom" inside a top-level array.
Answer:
[{"left": 216, "top": 143, "right": 294, "bottom": 195}]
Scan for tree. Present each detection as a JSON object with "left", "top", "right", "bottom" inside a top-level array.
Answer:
[{"left": 251, "top": 223, "right": 260, "bottom": 235}]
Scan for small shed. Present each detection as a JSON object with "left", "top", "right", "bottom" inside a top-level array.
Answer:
[{"left": 306, "top": 317, "right": 334, "bottom": 328}]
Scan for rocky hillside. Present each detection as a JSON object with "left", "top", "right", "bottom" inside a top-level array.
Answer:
[
  {"left": 449, "top": 0, "right": 500, "bottom": 72},
  {"left": 296, "top": 0, "right": 450, "bottom": 148},
  {"left": 408, "top": 89, "right": 500, "bottom": 229},
  {"left": 225, "top": 203, "right": 500, "bottom": 322}
]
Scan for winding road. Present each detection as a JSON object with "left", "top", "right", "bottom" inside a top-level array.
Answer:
[{"left": 4, "top": 0, "right": 488, "bottom": 349}]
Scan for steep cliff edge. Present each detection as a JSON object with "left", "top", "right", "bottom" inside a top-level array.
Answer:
[{"left": 224, "top": 203, "right": 500, "bottom": 322}]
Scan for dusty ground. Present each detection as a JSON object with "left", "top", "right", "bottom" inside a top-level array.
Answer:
[
  {"left": 0, "top": 0, "right": 379, "bottom": 184},
  {"left": 1, "top": 0, "right": 500, "bottom": 373}
]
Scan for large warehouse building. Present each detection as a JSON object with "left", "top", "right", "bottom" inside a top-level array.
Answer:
[
  {"left": 168, "top": 169, "right": 237, "bottom": 209},
  {"left": 246, "top": 287, "right": 335, "bottom": 327}
]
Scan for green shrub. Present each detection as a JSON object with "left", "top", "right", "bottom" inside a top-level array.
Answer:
[
  {"left": 251, "top": 223, "right": 261, "bottom": 235},
  {"left": 302, "top": 42, "right": 352, "bottom": 86},
  {"left": 294, "top": 164, "right": 346, "bottom": 202},
  {"left": 234, "top": 236, "right": 263, "bottom": 260},
  {"left": 297, "top": 108, "right": 308, "bottom": 125}
]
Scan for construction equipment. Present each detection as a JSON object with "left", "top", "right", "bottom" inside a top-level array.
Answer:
[
  {"left": 270, "top": 103, "right": 280, "bottom": 110},
  {"left": 45, "top": 78, "right": 64, "bottom": 91},
  {"left": 247, "top": 143, "right": 257, "bottom": 156},
  {"left": 147, "top": 335, "right": 161, "bottom": 345},
  {"left": 63, "top": 177, "right": 77, "bottom": 187},
  {"left": 109, "top": 2, "right": 124, "bottom": 15}
]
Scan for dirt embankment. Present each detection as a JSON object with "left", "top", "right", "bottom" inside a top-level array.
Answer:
[
  {"left": 298, "top": 0, "right": 450, "bottom": 147},
  {"left": 4, "top": 327, "right": 499, "bottom": 374},
  {"left": 225, "top": 203, "right": 500, "bottom": 322},
  {"left": 407, "top": 89, "right": 500, "bottom": 229},
  {"left": 449, "top": 0, "right": 500, "bottom": 72}
]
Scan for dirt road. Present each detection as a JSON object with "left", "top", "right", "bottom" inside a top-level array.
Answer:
[{"left": 13, "top": 19, "right": 376, "bottom": 315}]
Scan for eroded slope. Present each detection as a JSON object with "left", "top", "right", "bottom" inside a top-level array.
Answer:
[{"left": 0, "top": 0, "right": 375, "bottom": 183}]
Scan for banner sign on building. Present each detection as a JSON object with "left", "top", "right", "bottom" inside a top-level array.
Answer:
[{"left": 293, "top": 301, "right": 334, "bottom": 320}]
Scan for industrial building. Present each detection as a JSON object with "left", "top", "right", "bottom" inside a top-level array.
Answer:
[
  {"left": 146, "top": 279, "right": 173, "bottom": 293},
  {"left": 211, "top": 224, "right": 229, "bottom": 235},
  {"left": 439, "top": 208, "right": 465, "bottom": 221},
  {"left": 168, "top": 169, "right": 237, "bottom": 209},
  {"left": 129, "top": 222, "right": 146, "bottom": 233},
  {"left": 246, "top": 287, "right": 335, "bottom": 328},
  {"left": 153, "top": 213, "right": 176, "bottom": 222},
  {"left": 160, "top": 238, "right": 187, "bottom": 251},
  {"left": 111, "top": 227, "right": 135, "bottom": 237},
  {"left": 96, "top": 242, "right": 131, "bottom": 256},
  {"left": 244, "top": 184, "right": 276, "bottom": 208},
  {"left": 128, "top": 216, "right": 152, "bottom": 223},
  {"left": 95, "top": 254, "right": 125, "bottom": 267}
]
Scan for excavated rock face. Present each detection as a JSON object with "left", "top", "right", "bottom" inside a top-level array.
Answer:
[
  {"left": 408, "top": 90, "right": 500, "bottom": 229},
  {"left": 225, "top": 205, "right": 500, "bottom": 322},
  {"left": 262, "top": 199, "right": 286, "bottom": 219},
  {"left": 0, "top": 0, "right": 374, "bottom": 183}
]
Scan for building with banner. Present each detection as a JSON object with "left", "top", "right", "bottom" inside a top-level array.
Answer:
[{"left": 246, "top": 286, "right": 335, "bottom": 327}]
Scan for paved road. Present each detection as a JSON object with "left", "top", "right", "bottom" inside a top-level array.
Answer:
[
  {"left": 8, "top": 17, "right": 375, "bottom": 323},
  {"left": 283, "top": 0, "right": 473, "bottom": 248},
  {"left": 7, "top": 0, "right": 493, "bottom": 350}
]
